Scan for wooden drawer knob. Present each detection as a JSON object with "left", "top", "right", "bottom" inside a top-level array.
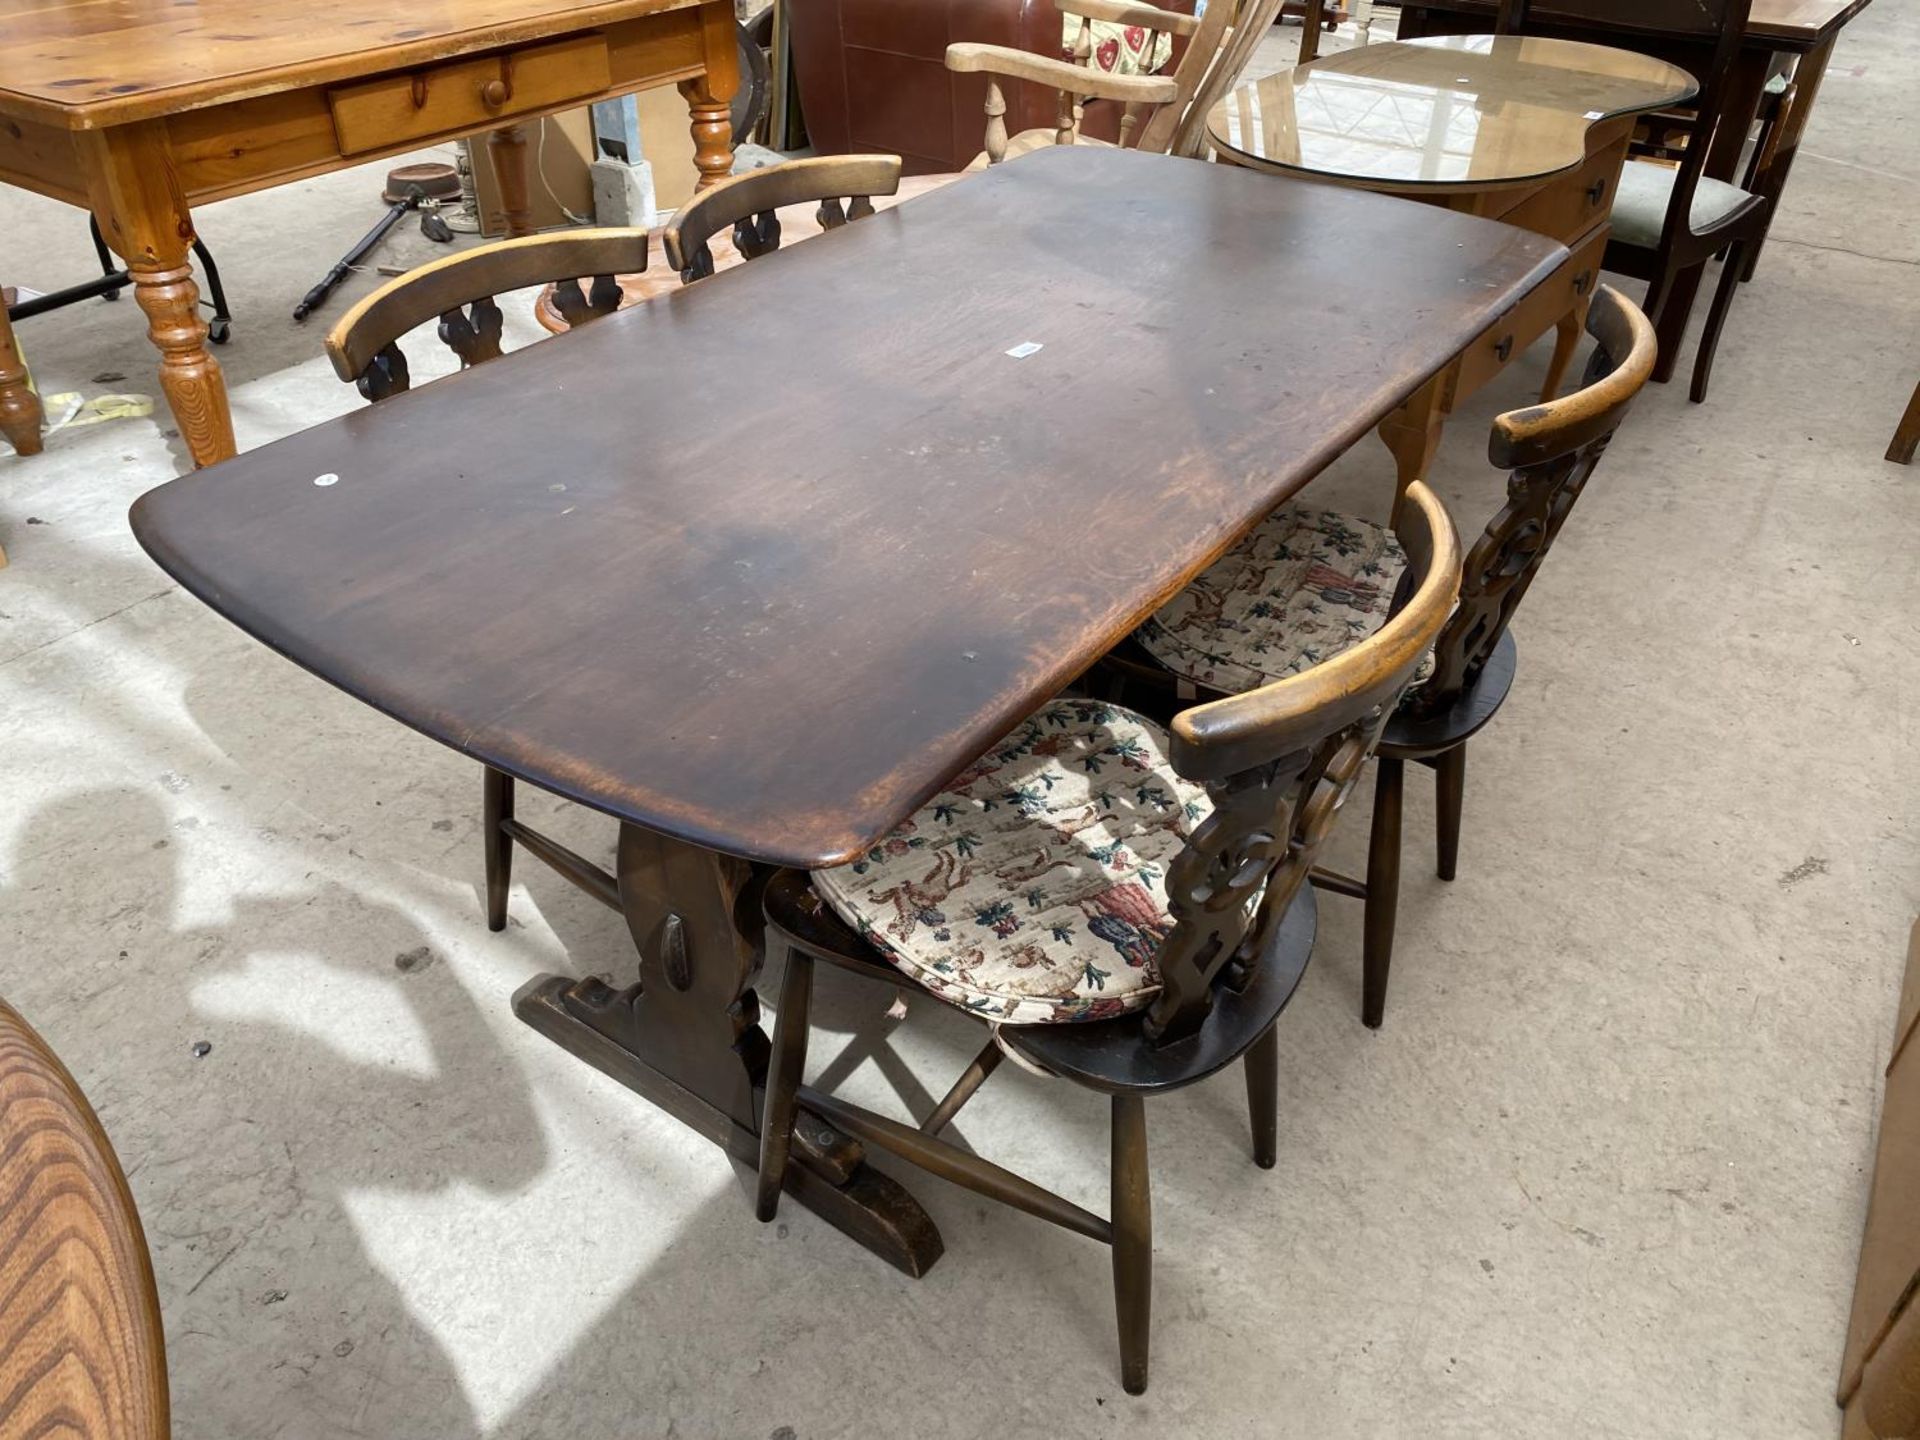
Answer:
[{"left": 481, "top": 78, "right": 510, "bottom": 108}]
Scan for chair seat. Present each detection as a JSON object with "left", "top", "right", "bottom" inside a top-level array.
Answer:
[
  {"left": 1134, "top": 505, "right": 1407, "bottom": 693},
  {"left": 1609, "top": 160, "right": 1762, "bottom": 250},
  {"left": 810, "top": 698, "right": 1209, "bottom": 1025},
  {"left": 1379, "top": 626, "right": 1517, "bottom": 757},
  {"left": 1003, "top": 884, "right": 1317, "bottom": 1094}
]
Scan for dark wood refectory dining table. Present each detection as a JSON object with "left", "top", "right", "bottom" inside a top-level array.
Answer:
[{"left": 129, "top": 147, "right": 1564, "bottom": 1276}]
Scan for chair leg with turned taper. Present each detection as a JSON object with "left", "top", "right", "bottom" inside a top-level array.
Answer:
[
  {"left": 1110, "top": 1094, "right": 1153, "bottom": 1397},
  {"left": 482, "top": 766, "right": 513, "bottom": 931},
  {"left": 1362, "top": 756, "right": 1404, "bottom": 1030},
  {"left": 1244, "top": 1023, "right": 1278, "bottom": 1169},
  {"left": 1434, "top": 743, "right": 1466, "bottom": 883},
  {"left": 756, "top": 942, "right": 814, "bottom": 1222}
]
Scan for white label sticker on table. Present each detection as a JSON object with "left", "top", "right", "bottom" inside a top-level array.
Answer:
[
  {"left": 313, "top": 472, "right": 340, "bottom": 487},
  {"left": 1005, "top": 342, "right": 1044, "bottom": 359}
]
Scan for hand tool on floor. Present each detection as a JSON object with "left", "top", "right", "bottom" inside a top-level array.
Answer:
[{"left": 292, "top": 181, "right": 455, "bottom": 323}]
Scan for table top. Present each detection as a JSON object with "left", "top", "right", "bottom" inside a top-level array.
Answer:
[
  {"left": 131, "top": 147, "right": 1565, "bottom": 870},
  {"left": 1208, "top": 35, "right": 1697, "bottom": 190},
  {"left": 1395, "top": 0, "right": 1874, "bottom": 50},
  {"left": 0, "top": 0, "right": 694, "bottom": 128}
]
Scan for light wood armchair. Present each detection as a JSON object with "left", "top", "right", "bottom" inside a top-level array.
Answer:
[{"left": 946, "top": 0, "right": 1284, "bottom": 166}]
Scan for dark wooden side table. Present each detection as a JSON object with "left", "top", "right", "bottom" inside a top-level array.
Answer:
[{"left": 129, "top": 147, "right": 1565, "bottom": 1274}]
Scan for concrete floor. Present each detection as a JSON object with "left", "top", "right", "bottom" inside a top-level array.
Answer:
[{"left": 2, "top": 9, "right": 1917, "bottom": 1437}]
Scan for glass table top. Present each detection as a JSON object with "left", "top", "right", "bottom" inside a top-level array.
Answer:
[{"left": 1208, "top": 35, "right": 1698, "bottom": 189}]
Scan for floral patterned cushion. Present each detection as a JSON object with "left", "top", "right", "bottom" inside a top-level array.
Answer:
[
  {"left": 1135, "top": 506, "right": 1407, "bottom": 694},
  {"left": 1062, "top": 18, "right": 1175, "bottom": 76},
  {"left": 810, "top": 699, "right": 1209, "bottom": 1025}
]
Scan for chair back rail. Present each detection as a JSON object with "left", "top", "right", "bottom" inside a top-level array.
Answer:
[
  {"left": 1160, "top": 0, "right": 1287, "bottom": 157},
  {"left": 1495, "top": 0, "right": 1755, "bottom": 252},
  {"left": 1408, "top": 285, "right": 1655, "bottom": 716},
  {"left": 1142, "top": 479, "right": 1460, "bottom": 1042},
  {"left": 324, "top": 228, "right": 651, "bottom": 398},
  {"left": 663, "top": 154, "right": 904, "bottom": 281},
  {"left": 0, "top": 1000, "right": 168, "bottom": 1440}
]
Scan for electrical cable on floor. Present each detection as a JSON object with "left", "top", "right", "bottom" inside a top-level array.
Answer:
[{"left": 537, "top": 115, "right": 594, "bottom": 227}]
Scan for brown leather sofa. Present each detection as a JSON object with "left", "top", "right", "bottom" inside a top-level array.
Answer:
[{"left": 786, "top": 0, "right": 1198, "bottom": 175}]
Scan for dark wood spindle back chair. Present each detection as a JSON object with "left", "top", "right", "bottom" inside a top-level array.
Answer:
[
  {"left": 321, "top": 155, "right": 901, "bottom": 935},
  {"left": 1335, "top": 285, "right": 1656, "bottom": 1025},
  {"left": 753, "top": 479, "right": 1461, "bottom": 1395},
  {"left": 0, "top": 1000, "right": 169, "bottom": 1440},
  {"left": 1495, "top": 0, "right": 1768, "bottom": 401},
  {"left": 662, "top": 154, "right": 903, "bottom": 281}
]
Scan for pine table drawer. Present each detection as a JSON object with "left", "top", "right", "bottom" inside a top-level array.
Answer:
[{"left": 327, "top": 35, "right": 611, "bottom": 156}]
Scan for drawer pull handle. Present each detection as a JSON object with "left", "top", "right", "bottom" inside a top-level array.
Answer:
[
  {"left": 1585, "top": 177, "right": 1607, "bottom": 205},
  {"left": 1493, "top": 334, "right": 1514, "bottom": 362},
  {"left": 1572, "top": 268, "right": 1594, "bottom": 296},
  {"left": 481, "top": 78, "right": 511, "bottom": 108}
]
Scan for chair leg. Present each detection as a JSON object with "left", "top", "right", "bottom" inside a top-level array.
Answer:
[
  {"left": 756, "top": 944, "right": 814, "bottom": 1222},
  {"left": 1649, "top": 262, "right": 1704, "bottom": 386},
  {"left": 1362, "top": 757, "right": 1403, "bottom": 1030},
  {"left": 1110, "top": 1094, "right": 1152, "bottom": 1396},
  {"left": 1434, "top": 742, "right": 1466, "bottom": 883},
  {"left": 1244, "top": 1023, "right": 1278, "bottom": 1170},
  {"left": 1689, "top": 247, "right": 1747, "bottom": 404},
  {"left": 482, "top": 766, "right": 513, "bottom": 931}
]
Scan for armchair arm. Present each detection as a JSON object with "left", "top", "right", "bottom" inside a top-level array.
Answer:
[
  {"left": 945, "top": 42, "right": 1180, "bottom": 104},
  {"left": 1056, "top": 0, "right": 1201, "bottom": 37}
]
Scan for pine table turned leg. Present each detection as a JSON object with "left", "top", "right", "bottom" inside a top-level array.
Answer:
[
  {"left": 129, "top": 260, "right": 233, "bottom": 466},
  {"left": 679, "top": 76, "right": 734, "bottom": 191},
  {"left": 82, "top": 122, "right": 235, "bottom": 467},
  {"left": 0, "top": 298, "right": 43, "bottom": 459},
  {"left": 486, "top": 124, "right": 535, "bottom": 238}
]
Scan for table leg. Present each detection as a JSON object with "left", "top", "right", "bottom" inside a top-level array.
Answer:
[
  {"left": 1742, "top": 35, "right": 1834, "bottom": 283},
  {"left": 79, "top": 124, "right": 234, "bottom": 467},
  {"left": 1647, "top": 262, "right": 1705, "bottom": 387},
  {"left": 1706, "top": 50, "right": 1770, "bottom": 182},
  {"left": 1888, "top": 378, "right": 1920, "bottom": 467},
  {"left": 0, "top": 297, "right": 42, "bottom": 459},
  {"left": 512, "top": 821, "right": 943, "bottom": 1276},
  {"left": 1297, "top": 0, "right": 1327, "bottom": 62},
  {"left": 1540, "top": 289, "right": 1593, "bottom": 402},
  {"left": 679, "top": 76, "right": 735, "bottom": 192},
  {"left": 486, "top": 124, "right": 536, "bottom": 238},
  {"left": 1378, "top": 372, "right": 1448, "bottom": 523}
]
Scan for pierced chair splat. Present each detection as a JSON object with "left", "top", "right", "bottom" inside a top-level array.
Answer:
[
  {"left": 1119, "top": 286, "right": 1656, "bottom": 1029},
  {"left": 753, "top": 480, "right": 1462, "bottom": 1395}
]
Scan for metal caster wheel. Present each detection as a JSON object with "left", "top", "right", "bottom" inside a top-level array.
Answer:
[{"left": 208, "top": 318, "right": 232, "bottom": 345}]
